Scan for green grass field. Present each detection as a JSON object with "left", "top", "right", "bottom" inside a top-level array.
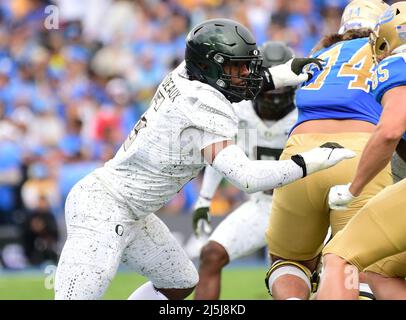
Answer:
[{"left": 0, "top": 267, "right": 270, "bottom": 300}]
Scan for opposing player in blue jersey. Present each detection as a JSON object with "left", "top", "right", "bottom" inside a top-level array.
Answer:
[
  {"left": 264, "top": 0, "right": 392, "bottom": 300},
  {"left": 318, "top": 2, "right": 406, "bottom": 299}
]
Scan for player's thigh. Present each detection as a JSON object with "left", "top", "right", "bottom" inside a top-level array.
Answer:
[
  {"left": 121, "top": 214, "right": 198, "bottom": 289},
  {"left": 209, "top": 195, "right": 271, "bottom": 261},
  {"left": 55, "top": 231, "right": 125, "bottom": 299},
  {"left": 267, "top": 174, "right": 329, "bottom": 261},
  {"left": 55, "top": 175, "right": 132, "bottom": 299},
  {"left": 324, "top": 179, "right": 406, "bottom": 271},
  {"left": 266, "top": 134, "right": 333, "bottom": 261}
]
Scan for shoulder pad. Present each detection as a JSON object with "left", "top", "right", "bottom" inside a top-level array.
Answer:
[{"left": 182, "top": 84, "right": 238, "bottom": 138}]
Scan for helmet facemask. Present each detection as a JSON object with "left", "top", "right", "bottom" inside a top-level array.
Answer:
[
  {"left": 212, "top": 52, "right": 263, "bottom": 103},
  {"left": 370, "top": 28, "right": 390, "bottom": 65},
  {"left": 369, "top": 3, "right": 406, "bottom": 65},
  {"left": 253, "top": 40, "right": 296, "bottom": 120},
  {"left": 254, "top": 86, "right": 295, "bottom": 120}
]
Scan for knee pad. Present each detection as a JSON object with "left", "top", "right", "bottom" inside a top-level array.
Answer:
[{"left": 265, "top": 260, "right": 319, "bottom": 297}]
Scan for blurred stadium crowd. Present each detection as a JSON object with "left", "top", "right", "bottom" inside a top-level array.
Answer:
[{"left": 0, "top": 0, "right": 396, "bottom": 268}]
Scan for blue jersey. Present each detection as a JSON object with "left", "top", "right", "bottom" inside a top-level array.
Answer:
[
  {"left": 371, "top": 52, "right": 406, "bottom": 140},
  {"left": 293, "top": 38, "right": 382, "bottom": 132}
]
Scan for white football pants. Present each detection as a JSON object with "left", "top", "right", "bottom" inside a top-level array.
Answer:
[
  {"left": 54, "top": 174, "right": 198, "bottom": 300},
  {"left": 209, "top": 193, "right": 272, "bottom": 261}
]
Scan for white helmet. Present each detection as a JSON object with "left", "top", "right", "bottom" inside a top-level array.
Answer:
[{"left": 339, "top": 0, "right": 389, "bottom": 34}]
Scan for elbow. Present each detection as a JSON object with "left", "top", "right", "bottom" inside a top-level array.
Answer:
[
  {"left": 245, "top": 186, "right": 258, "bottom": 194},
  {"left": 380, "top": 128, "right": 403, "bottom": 144},
  {"left": 377, "top": 123, "right": 403, "bottom": 144},
  {"left": 239, "top": 183, "right": 257, "bottom": 194},
  {"left": 230, "top": 180, "right": 257, "bottom": 194}
]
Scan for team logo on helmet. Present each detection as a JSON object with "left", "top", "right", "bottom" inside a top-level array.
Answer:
[{"left": 396, "top": 25, "right": 406, "bottom": 41}]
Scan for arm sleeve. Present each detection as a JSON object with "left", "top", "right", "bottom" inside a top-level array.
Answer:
[
  {"left": 211, "top": 144, "right": 303, "bottom": 194},
  {"left": 199, "top": 165, "right": 223, "bottom": 200}
]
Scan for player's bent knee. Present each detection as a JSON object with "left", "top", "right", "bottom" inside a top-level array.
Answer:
[
  {"left": 265, "top": 260, "right": 317, "bottom": 297},
  {"left": 200, "top": 241, "right": 229, "bottom": 268}
]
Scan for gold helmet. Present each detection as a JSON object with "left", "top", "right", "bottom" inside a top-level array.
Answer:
[
  {"left": 339, "top": 0, "right": 389, "bottom": 34},
  {"left": 370, "top": 2, "right": 406, "bottom": 64}
]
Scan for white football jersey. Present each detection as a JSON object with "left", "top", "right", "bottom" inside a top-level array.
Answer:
[
  {"left": 93, "top": 62, "right": 238, "bottom": 218},
  {"left": 231, "top": 100, "right": 297, "bottom": 198},
  {"left": 232, "top": 100, "right": 297, "bottom": 161}
]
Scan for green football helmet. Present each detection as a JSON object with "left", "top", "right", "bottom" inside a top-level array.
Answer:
[
  {"left": 185, "top": 18, "right": 263, "bottom": 103},
  {"left": 254, "top": 41, "right": 296, "bottom": 120}
]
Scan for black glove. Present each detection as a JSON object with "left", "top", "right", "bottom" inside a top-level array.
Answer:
[
  {"left": 291, "top": 57, "right": 324, "bottom": 80},
  {"left": 192, "top": 196, "right": 212, "bottom": 238}
]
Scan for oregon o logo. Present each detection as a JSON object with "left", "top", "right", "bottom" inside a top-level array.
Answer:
[{"left": 115, "top": 224, "right": 124, "bottom": 236}]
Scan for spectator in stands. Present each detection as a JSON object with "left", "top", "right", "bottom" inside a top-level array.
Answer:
[
  {"left": 21, "top": 161, "right": 59, "bottom": 213},
  {"left": 0, "top": 114, "right": 22, "bottom": 224},
  {"left": 21, "top": 195, "right": 59, "bottom": 265}
]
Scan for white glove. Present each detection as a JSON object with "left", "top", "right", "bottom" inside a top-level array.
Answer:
[
  {"left": 266, "top": 57, "right": 324, "bottom": 89},
  {"left": 328, "top": 183, "right": 356, "bottom": 210},
  {"left": 192, "top": 196, "right": 213, "bottom": 238},
  {"left": 293, "top": 142, "right": 356, "bottom": 176}
]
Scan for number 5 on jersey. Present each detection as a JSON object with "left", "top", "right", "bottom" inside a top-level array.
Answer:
[
  {"left": 123, "top": 89, "right": 166, "bottom": 152},
  {"left": 123, "top": 115, "right": 147, "bottom": 151}
]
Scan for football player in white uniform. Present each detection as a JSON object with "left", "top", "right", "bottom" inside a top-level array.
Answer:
[
  {"left": 54, "top": 18, "right": 355, "bottom": 300},
  {"left": 192, "top": 41, "right": 298, "bottom": 300}
]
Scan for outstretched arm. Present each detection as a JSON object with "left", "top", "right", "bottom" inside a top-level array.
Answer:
[
  {"left": 203, "top": 142, "right": 355, "bottom": 194},
  {"left": 350, "top": 87, "right": 406, "bottom": 195},
  {"left": 329, "top": 86, "right": 406, "bottom": 210}
]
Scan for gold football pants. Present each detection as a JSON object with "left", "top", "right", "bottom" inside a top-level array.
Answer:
[
  {"left": 266, "top": 133, "right": 392, "bottom": 261},
  {"left": 324, "top": 178, "right": 406, "bottom": 276}
]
